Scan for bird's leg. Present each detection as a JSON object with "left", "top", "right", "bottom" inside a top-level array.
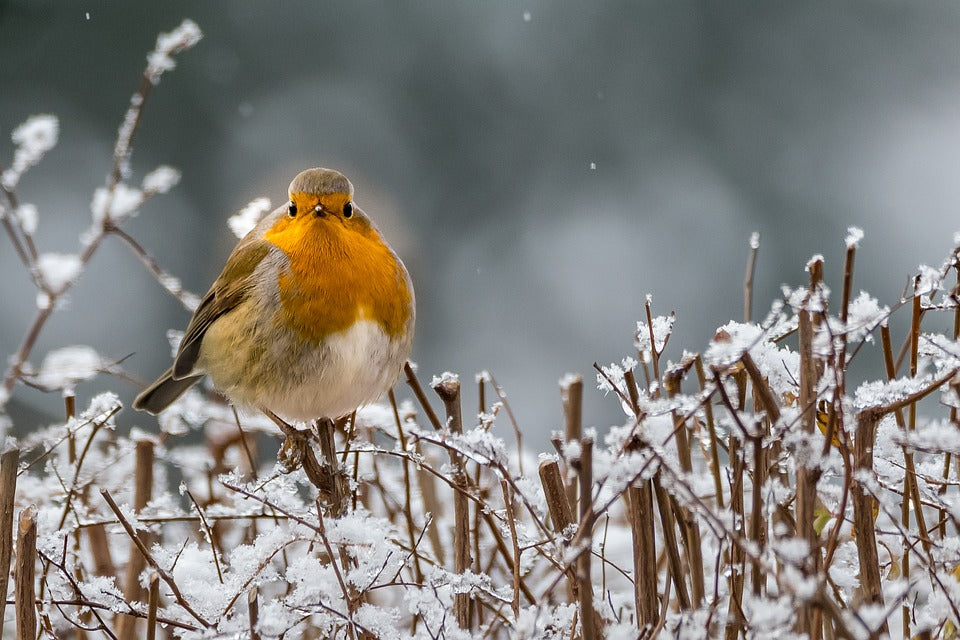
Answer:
[
  {"left": 265, "top": 408, "right": 316, "bottom": 478},
  {"left": 314, "top": 417, "right": 350, "bottom": 517},
  {"left": 263, "top": 408, "right": 308, "bottom": 440},
  {"left": 264, "top": 409, "right": 343, "bottom": 510}
]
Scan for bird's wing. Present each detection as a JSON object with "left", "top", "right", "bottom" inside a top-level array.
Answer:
[{"left": 172, "top": 238, "right": 272, "bottom": 379}]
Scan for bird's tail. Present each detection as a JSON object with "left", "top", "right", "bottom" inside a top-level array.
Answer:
[{"left": 133, "top": 367, "right": 203, "bottom": 415}]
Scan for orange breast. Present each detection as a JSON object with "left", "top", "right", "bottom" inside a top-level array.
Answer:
[{"left": 264, "top": 217, "right": 411, "bottom": 343}]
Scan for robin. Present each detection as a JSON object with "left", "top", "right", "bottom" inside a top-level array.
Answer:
[{"left": 133, "top": 168, "right": 415, "bottom": 425}]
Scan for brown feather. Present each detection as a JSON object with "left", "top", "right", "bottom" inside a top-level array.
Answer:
[
  {"left": 172, "top": 238, "right": 272, "bottom": 379},
  {"left": 133, "top": 367, "right": 204, "bottom": 415}
]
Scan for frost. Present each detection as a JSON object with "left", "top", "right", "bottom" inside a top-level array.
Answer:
[
  {"left": 431, "top": 371, "right": 460, "bottom": 386},
  {"left": 595, "top": 357, "right": 637, "bottom": 410},
  {"left": 2, "top": 114, "right": 59, "bottom": 188},
  {"left": 15, "top": 203, "right": 38, "bottom": 234},
  {"left": 90, "top": 183, "right": 144, "bottom": 225},
  {"left": 845, "top": 226, "right": 864, "bottom": 248},
  {"left": 917, "top": 263, "right": 942, "bottom": 298},
  {"left": 858, "top": 603, "right": 889, "bottom": 634},
  {"left": 844, "top": 291, "right": 888, "bottom": 344},
  {"left": 36, "top": 252, "right": 82, "bottom": 292},
  {"left": 635, "top": 313, "right": 674, "bottom": 353},
  {"left": 141, "top": 164, "right": 180, "bottom": 193},
  {"left": 81, "top": 392, "right": 122, "bottom": 419},
  {"left": 145, "top": 19, "right": 203, "bottom": 84},
  {"left": 558, "top": 372, "right": 581, "bottom": 388},
  {"left": 854, "top": 375, "right": 933, "bottom": 409},
  {"left": 894, "top": 420, "right": 960, "bottom": 455},
  {"left": 773, "top": 537, "right": 809, "bottom": 566},
  {"left": 31, "top": 345, "right": 106, "bottom": 391},
  {"left": 228, "top": 197, "right": 271, "bottom": 238}
]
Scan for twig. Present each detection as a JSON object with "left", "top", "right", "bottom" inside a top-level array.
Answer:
[
  {"left": 694, "top": 355, "right": 724, "bottom": 508},
  {"left": 432, "top": 375, "right": 472, "bottom": 629},
  {"left": 627, "top": 479, "right": 658, "bottom": 629},
  {"left": 146, "top": 573, "right": 159, "bottom": 640},
  {"left": 107, "top": 224, "right": 198, "bottom": 310},
  {"left": 36, "top": 549, "right": 118, "bottom": 640},
  {"left": 744, "top": 231, "right": 760, "bottom": 323},
  {"left": 560, "top": 374, "right": 583, "bottom": 516},
  {"left": 248, "top": 587, "right": 260, "bottom": 640},
  {"left": 100, "top": 489, "right": 212, "bottom": 628},
  {"left": 0, "top": 448, "right": 19, "bottom": 629},
  {"left": 315, "top": 506, "right": 358, "bottom": 640},
  {"left": 404, "top": 362, "right": 443, "bottom": 430},
  {"left": 117, "top": 439, "right": 155, "bottom": 640},
  {"left": 572, "top": 437, "right": 599, "bottom": 640},
  {"left": 1, "top": 21, "right": 200, "bottom": 397},
  {"left": 388, "top": 389, "right": 425, "bottom": 582},
  {"left": 15, "top": 506, "right": 37, "bottom": 640},
  {"left": 485, "top": 372, "right": 524, "bottom": 473},
  {"left": 500, "top": 481, "right": 521, "bottom": 619},
  {"left": 184, "top": 489, "right": 224, "bottom": 583}
]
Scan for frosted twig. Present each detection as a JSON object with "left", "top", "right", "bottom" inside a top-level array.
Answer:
[
  {"left": 100, "top": 489, "right": 213, "bottom": 628},
  {"left": 183, "top": 489, "right": 224, "bottom": 583},
  {"left": 484, "top": 372, "right": 524, "bottom": 473},
  {"left": 36, "top": 550, "right": 118, "bottom": 640},
  {"left": 108, "top": 224, "right": 199, "bottom": 311},
  {"left": 1, "top": 21, "right": 200, "bottom": 399},
  {"left": 403, "top": 361, "right": 443, "bottom": 430},
  {"left": 744, "top": 231, "right": 759, "bottom": 322}
]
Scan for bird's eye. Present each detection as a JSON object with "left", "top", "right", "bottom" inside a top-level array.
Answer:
[
  {"left": 343, "top": 202, "right": 354, "bottom": 218},
  {"left": 287, "top": 201, "right": 297, "bottom": 217}
]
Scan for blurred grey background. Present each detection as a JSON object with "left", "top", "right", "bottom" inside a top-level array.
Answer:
[{"left": 2, "top": 2, "right": 960, "bottom": 443}]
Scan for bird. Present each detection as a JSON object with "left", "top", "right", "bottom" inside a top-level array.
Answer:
[{"left": 133, "top": 167, "right": 415, "bottom": 425}]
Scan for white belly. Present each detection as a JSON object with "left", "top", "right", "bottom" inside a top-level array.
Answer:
[
  {"left": 201, "top": 312, "right": 411, "bottom": 422},
  {"left": 263, "top": 318, "right": 410, "bottom": 422}
]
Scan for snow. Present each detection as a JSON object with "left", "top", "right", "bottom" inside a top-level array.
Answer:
[
  {"left": 844, "top": 291, "right": 889, "bottom": 344},
  {"left": 595, "top": 357, "right": 637, "bottom": 406},
  {"left": 854, "top": 374, "right": 934, "bottom": 409},
  {"left": 895, "top": 419, "right": 960, "bottom": 455},
  {"left": 917, "top": 263, "right": 943, "bottom": 298},
  {"left": 141, "top": 164, "right": 181, "bottom": 193},
  {"left": 90, "top": 183, "right": 144, "bottom": 225},
  {"left": 36, "top": 252, "right": 82, "bottom": 291},
  {"left": 635, "top": 314, "right": 674, "bottom": 353},
  {"left": 845, "top": 225, "right": 864, "bottom": 248},
  {"left": 1, "top": 114, "right": 59, "bottom": 189},
  {"left": 228, "top": 197, "right": 271, "bottom": 238},
  {"left": 31, "top": 345, "right": 105, "bottom": 390},
  {"left": 145, "top": 19, "right": 203, "bottom": 84},
  {"left": 15, "top": 203, "right": 38, "bottom": 235},
  {"left": 749, "top": 230, "right": 760, "bottom": 249},
  {"left": 166, "top": 329, "right": 185, "bottom": 357},
  {"left": 430, "top": 371, "right": 460, "bottom": 386}
]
